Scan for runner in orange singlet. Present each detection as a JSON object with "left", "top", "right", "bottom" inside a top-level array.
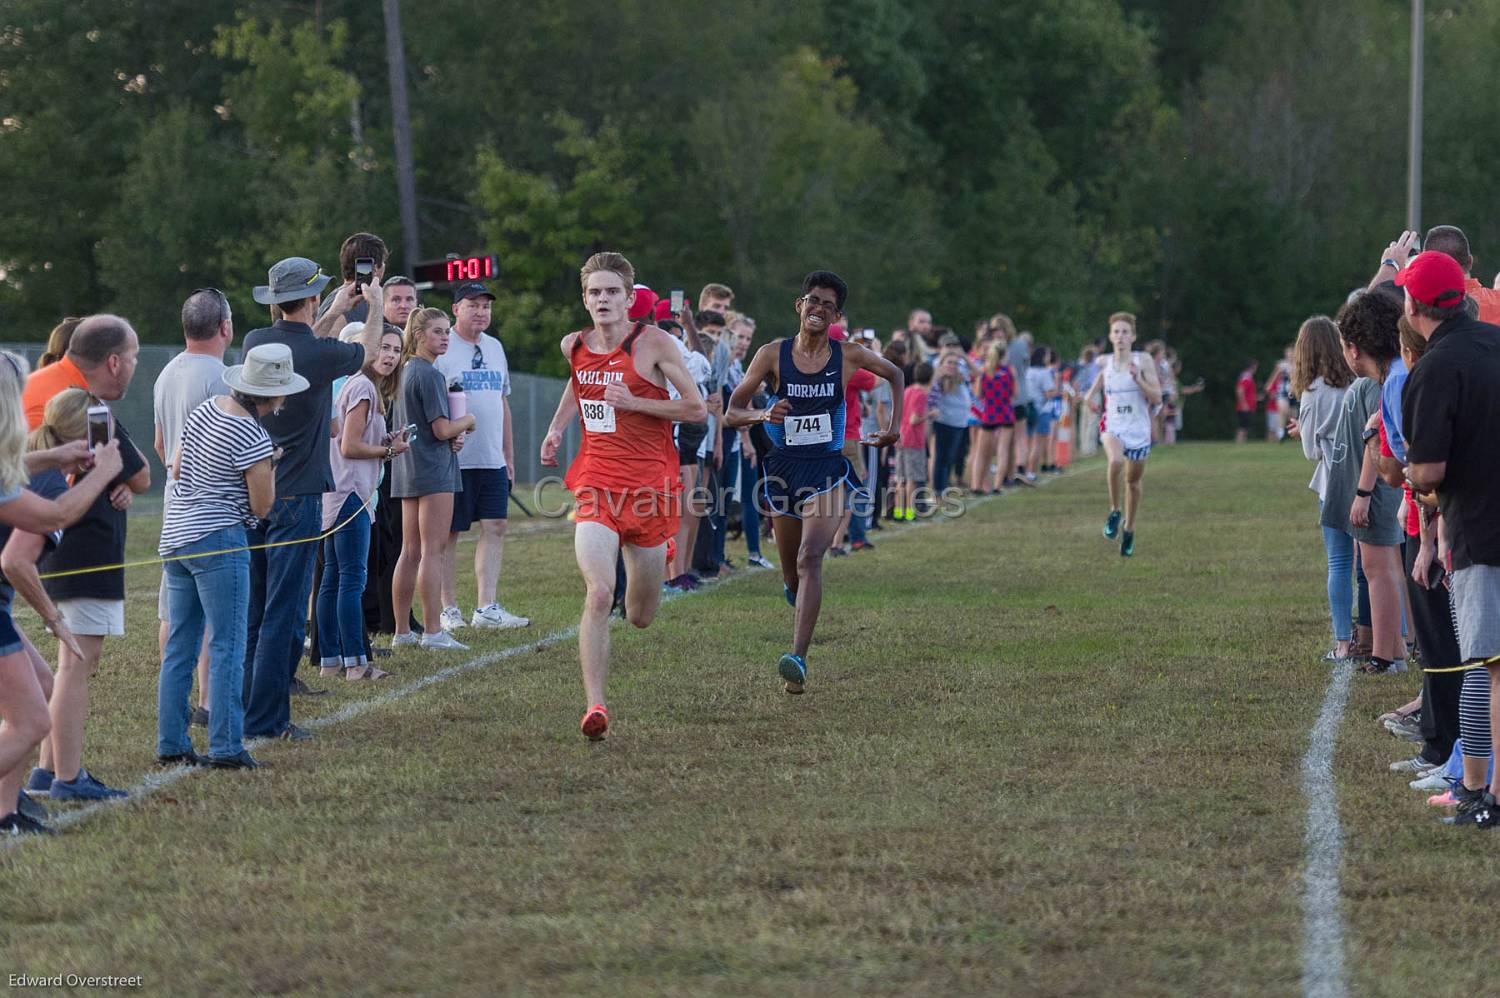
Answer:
[{"left": 540, "top": 252, "right": 707, "bottom": 740}]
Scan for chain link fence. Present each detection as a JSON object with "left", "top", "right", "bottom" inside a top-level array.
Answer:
[{"left": 1, "top": 343, "right": 581, "bottom": 510}]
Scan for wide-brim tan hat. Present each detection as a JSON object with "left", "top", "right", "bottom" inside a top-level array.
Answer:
[{"left": 223, "top": 343, "right": 311, "bottom": 398}]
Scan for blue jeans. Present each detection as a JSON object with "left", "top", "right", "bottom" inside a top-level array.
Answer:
[
  {"left": 316, "top": 494, "right": 371, "bottom": 669},
  {"left": 740, "top": 452, "right": 762, "bottom": 557},
  {"left": 932, "top": 423, "right": 966, "bottom": 494},
  {"left": 159, "top": 527, "right": 249, "bottom": 758},
  {"left": 1322, "top": 522, "right": 1354, "bottom": 643},
  {"left": 243, "top": 494, "right": 321, "bottom": 738}
]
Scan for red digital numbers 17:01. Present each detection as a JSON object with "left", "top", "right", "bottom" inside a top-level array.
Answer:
[{"left": 446, "top": 256, "right": 494, "bottom": 282}]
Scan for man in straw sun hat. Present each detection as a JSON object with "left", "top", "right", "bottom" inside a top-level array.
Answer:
[
  {"left": 240, "top": 258, "right": 383, "bottom": 742},
  {"left": 158, "top": 343, "right": 311, "bottom": 771}
]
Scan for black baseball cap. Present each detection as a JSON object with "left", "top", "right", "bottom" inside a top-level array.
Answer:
[{"left": 452, "top": 282, "right": 496, "bottom": 305}]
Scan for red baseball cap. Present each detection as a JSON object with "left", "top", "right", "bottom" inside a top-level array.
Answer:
[
  {"left": 828, "top": 323, "right": 847, "bottom": 341},
  {"left": 653, "top": 298, "right": 675, "bottom": 322},
  {"left": 628, "top": 285, "right": 658, "bottom": 321},
  {"left": 1395, "top": 251, "right": 1467, "bottom": 310}
]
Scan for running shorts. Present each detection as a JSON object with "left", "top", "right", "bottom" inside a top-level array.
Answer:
[
  {"left": 573, "top": 487, "right": 678, "bottom": 549},
  {"left": 759, "top": 452, "right": 869, "bottom": 519}
]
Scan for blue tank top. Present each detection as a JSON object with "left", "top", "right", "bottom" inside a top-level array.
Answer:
[{"left": 765, "top": 338, "right": 846, "bottom": 458}]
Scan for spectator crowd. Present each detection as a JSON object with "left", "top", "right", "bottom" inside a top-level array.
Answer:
[
  {"left": 1290, "top": 223, "right": 1500, "bottom": 829},
  {"left": 0, "top": 227, "right": 1203, "bottom": 835}
]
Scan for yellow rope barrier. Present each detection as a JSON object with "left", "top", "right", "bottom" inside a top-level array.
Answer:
[{"left": 35, "top": 490, "right": 378, "bottom": 581}]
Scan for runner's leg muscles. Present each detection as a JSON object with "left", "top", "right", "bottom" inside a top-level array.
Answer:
[
  {"left": 575, "top": 521, "right": 621, "bottom": 707},
  {"left": 1124, "top": 458, "right": 1146, "bottom": 530},
  {"left": 621, "top": 540, "right": 667, "bottom": 629},
  {"left": 792, "top": 489, "right": 845, "bottom": 658},
  {"left": 774, "top": 514, "right": 803, "bottom": 595},
  {"left": 1101, "top": 434, "right": 1125, "bottom": 511}
]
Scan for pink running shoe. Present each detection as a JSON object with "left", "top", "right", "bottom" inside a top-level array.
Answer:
[{"left": 1428, "top": 790, "right": 1458, "bottom": 807}]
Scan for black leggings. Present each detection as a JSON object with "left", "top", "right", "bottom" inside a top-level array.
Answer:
[{"left": 1405, "top": 536, "right": 1462, "bottom": 763}]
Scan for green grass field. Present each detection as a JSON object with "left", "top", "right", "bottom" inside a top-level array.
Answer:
[{"left": 3, "top": 443, "right": 1498, "bottom": 996}]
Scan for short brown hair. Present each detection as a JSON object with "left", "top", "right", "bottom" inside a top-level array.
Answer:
[
  {"left": 698, "top": 282, "right": 734, "bottom": 310},
  {"left": 580, "top": 252, "right": 635, "bottom": 292},
  {"left": 67, "top": 314, "right": 133, "bottom": 368},
  {"left": 339, "top": 232, "right": 388, "bottom": 281}
]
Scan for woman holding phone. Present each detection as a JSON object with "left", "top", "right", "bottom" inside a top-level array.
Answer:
[
  {"left": 317, "top": 323, "right": 408, "bottom": 680},
  {"left": 0, "top": 356, "right": 125, "bottom": 834},
  {"left": 390, "top": 308, "right": 474, "bottom": 650}
]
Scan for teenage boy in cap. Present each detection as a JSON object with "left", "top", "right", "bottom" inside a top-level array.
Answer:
[
  {"left": 1400, "top": 249, "right": 1500, "bottom": 827},
  {"left": 432, "top": 283, "right": 529, "bottom": 631},
  {"left": 725, "top": 271, "right": 903, "bottom": 694},
  {"left": 540, "top": 251, "right": 707, "bottom": 740},
  {"left": 241, "top": 257, "right": 383, "bottom": 741}
]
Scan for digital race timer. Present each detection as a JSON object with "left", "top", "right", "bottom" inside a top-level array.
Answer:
[{"left": 412, "top": 254, "right": 497, "bottom": 286}]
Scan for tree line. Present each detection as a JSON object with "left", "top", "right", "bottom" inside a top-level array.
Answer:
[{"left": 2, "top": 0, "right": 1497, "bottom": 434}]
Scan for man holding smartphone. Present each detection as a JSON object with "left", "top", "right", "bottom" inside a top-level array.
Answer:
[{"left": 314, "top": 232, "right": 388, "bottom": 338}]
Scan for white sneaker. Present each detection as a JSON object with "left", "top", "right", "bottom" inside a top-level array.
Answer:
[
  {"left": 440, "top": 606, "right": 467, "bottom": 632},
  {"left": 747, "top": 554, "right": 775, "bottom": 569},
  {"left": 390, "top": 632, "right": 420, "bottom": 648},
  {"left": 1389, "top": 756, "right": 1434, "bottom": 774},
  {"left": 1411, "top": 772, "right": 1450, "bottom": 792},
  {"left": 420, "top": 630, "right": 469, "bottom": 651},
  {"left": 471, "top": 603, "right": 529, "bottom": 629}
]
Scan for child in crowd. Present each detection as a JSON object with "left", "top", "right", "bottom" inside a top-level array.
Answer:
[{"left": 896, "top": 362, "right": 934, "bottom": 519}]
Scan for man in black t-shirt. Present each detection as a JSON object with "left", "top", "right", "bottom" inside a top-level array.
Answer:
[
  {"left": 1399, "top": 250, "right": 1500, "bottom": 827},
  {"left": 241, "top": 257, "right": 380, "bottom": 741}
]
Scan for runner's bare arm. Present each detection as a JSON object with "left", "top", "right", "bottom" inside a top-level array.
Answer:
[
  {"left": 541, "top": 334, "right": 581, "bottom": 467},
  {"left": 1135, "top": 356, "right": 1163, "bottom": 407},
  {"left": 847, "top": 343, "right": 904, "bottom": 446},
  {"left": 601, "top": 330, "right": 706, "bottom": 423},
  {"left": 727, "top": 343, "right": 787, "bottom": 427}
]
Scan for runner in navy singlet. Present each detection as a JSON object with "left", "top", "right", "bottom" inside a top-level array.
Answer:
[{"left": 726, "top": 271, "right": 903, "bottom": 694}]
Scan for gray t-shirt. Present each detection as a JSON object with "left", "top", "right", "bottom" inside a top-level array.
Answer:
[
  {"left": 1008, "top": 341, "right": 1033, "bottom": 403},
  {"left": 153, "top": 351, "right": 226, "bottom": 480},
  {"left": 391, "top": 357, "right": 461, "bottom": 498},
  {"left": 1319, "top": 376, "right": 1402, "bottom": 545}
]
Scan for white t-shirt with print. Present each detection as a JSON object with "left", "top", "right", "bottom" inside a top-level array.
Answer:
[{"left": 434, "top": 331, "right": 511, "bottom": 471}]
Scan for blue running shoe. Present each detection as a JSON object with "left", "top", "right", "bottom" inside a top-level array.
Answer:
[
  {"left": 24, "top": 767, "right": 53, "bottom": 798},
  {"left": 778, "top": 653, "right": 807, "bottom": 695},
  {"left": 16, "top": 790, "right": 47, "bottom": 824},
  {"left": 784, "top": 584, "right": 797, "bottom": 608},
  {"left": 49, "top": 769, "right": 127, "bottom": 802},
  {"left": 1104, "top": 510, "right": 1122, "bottom": 539}
]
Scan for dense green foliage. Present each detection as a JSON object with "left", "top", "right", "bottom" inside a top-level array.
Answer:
[{"left": 2, "top": 1, "right": 1497, "bottom": 433}]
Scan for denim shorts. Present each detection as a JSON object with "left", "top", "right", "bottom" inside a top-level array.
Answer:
[{"left": 0, "top": 607, "right": 23, "bottom": 657}]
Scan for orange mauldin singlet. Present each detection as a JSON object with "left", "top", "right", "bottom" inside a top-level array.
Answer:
[{"left": 563, "top": 324, "right": 681, "bottom": 546}]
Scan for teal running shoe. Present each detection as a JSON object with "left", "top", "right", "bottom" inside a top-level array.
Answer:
[
  {"left": 1120, "top": 529, "right": 1136, "bottom": 557},
  {"left": 784, "top": 584, "right": 796, "bottom": 608},
  {"left": 1104, "top": 510, "right": 1122, "bottom": 539},
  {"left": 778, "top": 653, "right": 806, "bottom": 694}
]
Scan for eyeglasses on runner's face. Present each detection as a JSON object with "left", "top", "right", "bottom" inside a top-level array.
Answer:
[{"left": 799, "top": 295, "right": 839, "bottom": 314}]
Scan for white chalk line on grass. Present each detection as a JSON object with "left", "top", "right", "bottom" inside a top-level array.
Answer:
[
  {"left": 17, "top": 480, "right": 1040, "bottom": 845},
  {"left": 1299, "top": 659, "right": 1354, "bottom": 998}
]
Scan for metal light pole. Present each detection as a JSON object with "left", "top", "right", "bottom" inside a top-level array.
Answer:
[
  {"left": 1407, "top": 0, "right": 1424, "bottom": 234},
  {"left": 383, "top": 0, "right": 421, "bottom": 270}
]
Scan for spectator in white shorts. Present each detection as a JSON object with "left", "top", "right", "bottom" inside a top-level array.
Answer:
[
  {"left": 28, "top": 316, "right": 150, "bottom": 801},
  {"left": 153, "top": 288, "right": 231, "bottom": 729}
]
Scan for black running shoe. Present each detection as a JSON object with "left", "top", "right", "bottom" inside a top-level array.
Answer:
[
  {"left": 0, "top": 810, "right": 54, "bottom": 836},
  {"left": 1444, "top": 786, "right": 1492, "bottom": 826},
  {"left": 15, "top": 791, "right": 47, "bottom": 824}
]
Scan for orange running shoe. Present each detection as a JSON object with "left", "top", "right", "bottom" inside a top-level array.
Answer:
[{"left": 581, "top": 704, "right": 609, "bottom": 741}]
